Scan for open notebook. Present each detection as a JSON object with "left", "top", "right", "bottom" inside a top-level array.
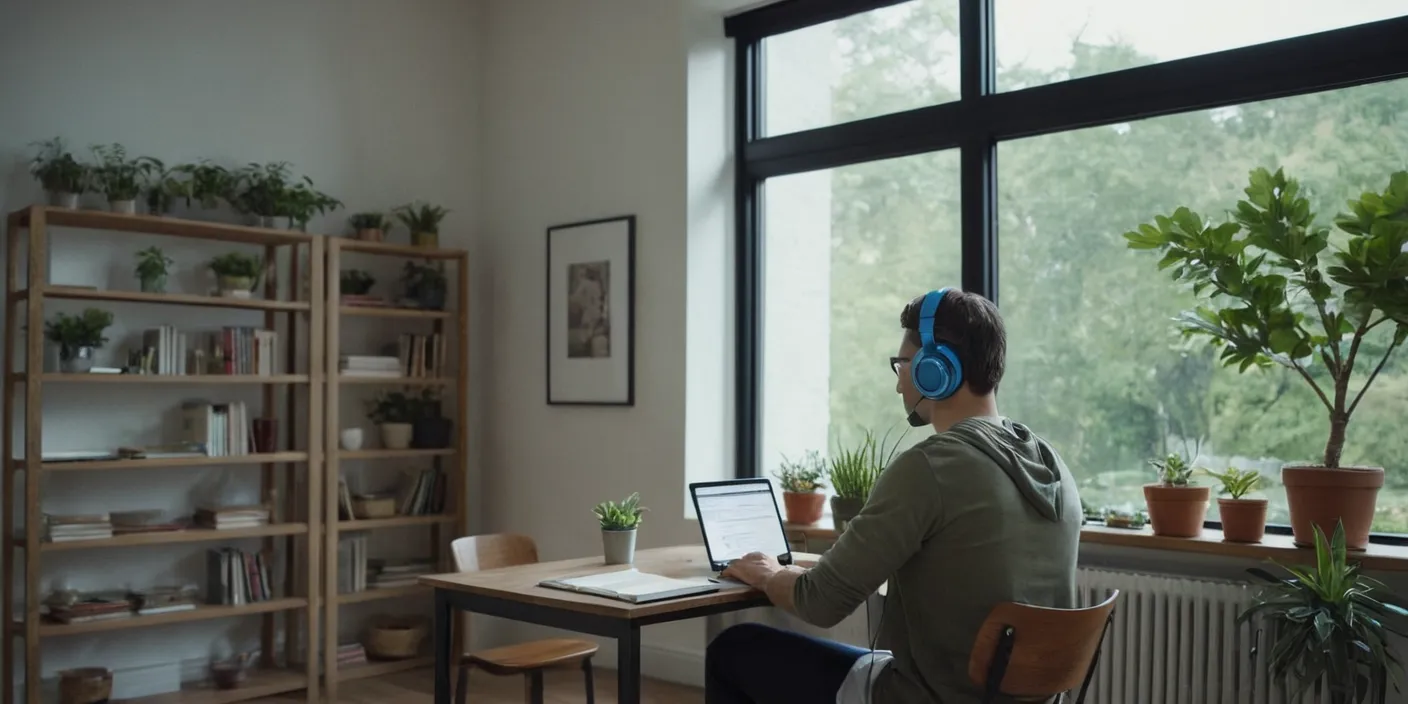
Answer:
[{"left": 538, "top": 568, "right": 720, "bottom": 604}]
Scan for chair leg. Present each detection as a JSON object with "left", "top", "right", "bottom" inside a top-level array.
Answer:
[
  {"left": 582, "top": 657, "right": 596, "bottom": 704},
  {"left": 523, "top": 669, "right": 544, "bottom": 704},
  {"left": 983, "top": 626, "right": 1016, "bottom": 704},
  {"left": 455, "top": 664, "right": 470, "bottom": 704},
  {"left": 1074, "top": 616, "right": 1114, "bottom": 704}
]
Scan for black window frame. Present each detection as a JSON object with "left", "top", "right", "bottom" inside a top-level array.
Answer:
[{"left": 726, "top": 0, "right": 1408, "bottom": 543}]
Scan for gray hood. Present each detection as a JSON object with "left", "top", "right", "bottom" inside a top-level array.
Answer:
[{"left": 945, "top": 416, "right": 1068, "bottom": 522}]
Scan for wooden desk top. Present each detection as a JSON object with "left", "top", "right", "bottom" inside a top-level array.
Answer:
[{"left": 420, "top": 546, "right": 821, "bottom": 620}]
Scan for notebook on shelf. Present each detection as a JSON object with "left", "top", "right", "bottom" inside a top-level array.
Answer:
[{"left": 538, "top": 568, "right": 719, "bottom": 604}]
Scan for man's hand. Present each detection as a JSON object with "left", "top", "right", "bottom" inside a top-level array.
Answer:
[{"left": 722, "top": 552, "right": 784, "bottom": 588}]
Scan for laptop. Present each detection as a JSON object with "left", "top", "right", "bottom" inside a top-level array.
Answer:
[{"left": 688, "top": 479, "right": 794, "bottom": 579}]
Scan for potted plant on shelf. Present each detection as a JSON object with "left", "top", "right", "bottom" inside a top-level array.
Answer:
[
  {"left": 401, "top": 261, "right": 447, "bottom": 311},
  {"left": 144, "top": 164, "right": 188, "bottom": 217},
  {"left": 340, "top": 270, "right": 376, "bottom": 297},
  {"left": 91, "top": 144, "right": 159, "bottom": 214},
  {"left": 349, "top": 212, "right": 391, "bottom": 242},
  {"left": 174, "top": 160, "right": 233, "bottom": 217},
  {"left": 1203, "top": 466, "right": 1270, "bottom": 544},
  {"left": 366, "top": 391, "right": 415, "bottom": 450},
  {"left": 44, "top": 309, "right": 114, "bottom": 374},
  {"left": 594, "top": 492, "right": 646, "bottom": 565},
  {"left": 284, "top": 177, "right": 341, "bottom": 232},
  {"left": 1144, "top": 452, "right": 1209, "bottom": 538},
  {"left": 410, "top": 389, "right": 453, "bottom": 449},
  {"left": 394, "top": 201, "right": 449, "bottom": 247},
  {"left": 774, "top": 450, "right": 827, "bottom": 525},
  {"left": 1239, "top": 522, "right": 1408, "bottom": 704},
  {"left": 29, "top": 137, "right": 89, "bottom": 209},
  {"left": 232, "top": 162, "right": 295, "bottom": 228},
  {"left": 208, "top": 252, "right": 263, "bottom": 299},
  {"left": 1125, "top": 167, "right": 1408, "bottom": 550},
  {"left": 134, "top": 246, "right": 174, "bottom": 294}
]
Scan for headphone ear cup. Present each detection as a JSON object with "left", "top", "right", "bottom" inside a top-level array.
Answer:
[
  {"left": 910, "top": 351, "right": 950, "bottom": 400},
  {"left": 932, "top": 345, "right": 963, "bottom": 400}
]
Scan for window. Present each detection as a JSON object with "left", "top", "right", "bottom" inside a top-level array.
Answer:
[{"left": 728, "top": 2, "right": 1408, "bottom": 537}]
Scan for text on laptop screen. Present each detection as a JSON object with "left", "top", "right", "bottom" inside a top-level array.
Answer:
[{"left": 695, "top": 483, "right": 790, "bottom": 565}]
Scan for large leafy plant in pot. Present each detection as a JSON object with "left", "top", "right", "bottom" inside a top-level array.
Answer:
[{"left": 1125, "top": 168, "right": 1408, "bottom": 550}]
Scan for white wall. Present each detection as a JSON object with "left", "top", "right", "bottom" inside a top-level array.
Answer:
[{"left": 0, "top": 0, "right": 481, "bottom": 691}]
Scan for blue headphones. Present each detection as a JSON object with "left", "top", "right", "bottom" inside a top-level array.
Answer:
[{"left": 911, "top": 288, "right": 964, "bottom": 400}]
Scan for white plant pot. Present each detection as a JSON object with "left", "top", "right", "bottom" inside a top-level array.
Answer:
[
  {"left": 109, "top": 199, "right": 137, "bottom": 215},
  {"left": 602, "top": 529, "right": 637, "bottom": 565},
  {"left": 340, "top": 428, "right": 364, "bottom": 451},
  {"left": 379, "top": 423, "right": 413, "bottom": 450},
  {"left": 49, "top": 191, "right": 80, "bottom": 209}
]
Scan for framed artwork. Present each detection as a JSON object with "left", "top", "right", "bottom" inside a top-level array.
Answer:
[{"left": 546, "top": 215, "right": 636, "bottom": 405}]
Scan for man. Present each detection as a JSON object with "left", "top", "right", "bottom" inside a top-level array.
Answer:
[{"left": 706, "top": 288, "right": 1083, "bottom": 704}]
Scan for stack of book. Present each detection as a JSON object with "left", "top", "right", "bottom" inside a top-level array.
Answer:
[
  {"left": 194, "top": 504, "right": 269, "bottom": 530},
  {"left": 208, "top": 327, "right": 279, "bottom": 376},
  {"left": 367, "top": 558, "right": 436, "bottom": 590},
  {"left": 139, "top": 325, "right": 188, "bottom": 375},
  {"left": 399, "top": 466, "right": 445, "bottom": 516},
  {"left": 205, "top": 548, "right": 272, "bottom": 605},
  {"left": 131, "top": 586, "right": 198, "bottom": 615},
  {"left": 179, "top": 401, "right": 251, "bottom": 456},
  {"left": 397, "top": 333, "right": 447, "bottom": 378},
  {"left": 44, "top": 591, "right": 132, "bottom": 625},
  {"left": 337, "top": 534, "right": 369, "bottom": 594},
  {"left": 336, "top": 643, "right": 368, "bottom": 670},
  {"left": 111, "top": 510, "right": 186, "bottom": 536},
  {"left": 43, "top": 513, "right": 113, "bottom": 542},
  {"left": 339, "top": 355, "right": 401, "bottom": 379}
]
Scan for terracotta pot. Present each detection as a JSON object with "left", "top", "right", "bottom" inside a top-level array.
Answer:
[
  {"left": 356, "top": 228, "right": 385, "bottom": 242},
  {"left": 782, "top": 492, "right": 825, "bottom": 525},
  {"left": 1218, "top": 498, "right": 1267, "bottom": 543},
  {"left": 1143, "top": 484, "right": 1210, "bottom": 538},
  {"left": 1282, "top": 465, "right": 1383, "bottom": 551}
]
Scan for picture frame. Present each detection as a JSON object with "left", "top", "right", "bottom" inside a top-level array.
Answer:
[{"left": 545, "top": 215, "right": 636, "bottom": 406}]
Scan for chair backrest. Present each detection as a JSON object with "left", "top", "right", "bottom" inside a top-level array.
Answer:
[
  {"left": 967, "top": 590, "right": 1120, "bottom": 700},
  {"left": 451, "top": 533, "right": 539, "bottom": 572}
]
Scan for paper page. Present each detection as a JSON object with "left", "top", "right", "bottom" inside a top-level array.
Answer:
[{"left": 555, "top": 569, "right": 710, "bottom": 597}]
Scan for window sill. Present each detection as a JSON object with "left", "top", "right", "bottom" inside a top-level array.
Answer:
[{"left": 783, "top": 521, "right": 1408, "bottom": 573}]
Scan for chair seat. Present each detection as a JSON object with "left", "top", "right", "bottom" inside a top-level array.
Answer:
[{"left": 463, "top": 638, "right": 599, "bottom": 675}]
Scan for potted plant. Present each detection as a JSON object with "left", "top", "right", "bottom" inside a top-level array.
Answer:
[
  {"left": 1144, "top": 452, "right": 1210, "bottom": 538},
  {"left": 1203, "top": 466, "right": 1270, "bottom": 544},
  {"left": 828, "top": 429, "right": 899, "bottom": 532},
  {"left": 232, "top": 162, "right": 294, "bottom": 228},
  {"left": 774, "top": 450, "right": 827, "bottom": 525},
  {"left": 366, "top": 391, "right": 415, "bottom": 450},
  {"left": 410, "top": 389, "right": 453, "bottom": 449},
  {"left": 91, "top": 144, "right": 159, "bottom": 214},
  {"left": 349, "top": 212, "right": 391, "bottom": 242},
  {"left": 340, "top": 270, "right": 375, "bottom": 297},
  {"left": 401, "top": 261, "right": 447, "bottom": 311},
  {"left": 134, "top": 246, "right": 174, "bottom": 294},
  {"left": 144, "top": 165, "right": 188, "bottom": 217},
  {"left": 208, "top": 252, "right": 263, "bottom": 299},
  {"left": 44, "top": 309, "right": 114, "bottom": 374},
  {"left": 394, "top": 201, "right": 449, "bottom": 247},
  {"left": 29, "top": 137, "right": 89, "bottom": 209},
  {"left": 1125, "top": 167, "right": 1408, "bottom": 550},
  {"left": 174, "top": 160, "right": 232, "bottom": 216},
  {"left": 284, "top": 177, "right": 341, "bottom": 232},
  {"left": 1239, "top": 522, "right": 1408, "bottom": 704},
  {"left": 593, "top": 492, "right": 646, "bottom": 565}
]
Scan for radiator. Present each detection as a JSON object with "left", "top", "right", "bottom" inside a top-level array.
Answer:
[{"left": 1078, "top": 568, "right": 1346, "bottom": 704}]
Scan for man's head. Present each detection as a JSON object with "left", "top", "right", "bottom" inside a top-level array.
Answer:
[{"left": 894, "top": 289, "right": 1006, "bottom": 427}]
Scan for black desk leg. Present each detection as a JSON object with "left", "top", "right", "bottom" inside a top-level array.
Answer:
[
  {"left": 617, "top": 625, "right": 642, "bottom": 704},
  {"left": 434, "top": 589, "right": 454, "bottom": 704}
]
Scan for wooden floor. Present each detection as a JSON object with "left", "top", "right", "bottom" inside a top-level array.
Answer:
[{"left": 259, "top": 667, "right": 702, "bottom": 704}]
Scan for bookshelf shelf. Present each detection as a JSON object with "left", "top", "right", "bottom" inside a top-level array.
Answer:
[
  {"left": 23, "top": 523, "right": 309, "bottom": 551},
  {"left": 323, "top": 237, "right": 468, "bottom": 700},
  {"left": 36, "top": 598, "right": 309, "bottom": 637},
  {"left": 3, "top": 205, "right": 325, "bottom": 704}
]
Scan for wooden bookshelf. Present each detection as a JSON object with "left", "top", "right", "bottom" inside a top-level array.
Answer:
[
  {"left": 2, "top": 206, "right": 325, "bottom": 704},
  {"left": 323, "top": 237, "right": 468, "bottom": 701}
]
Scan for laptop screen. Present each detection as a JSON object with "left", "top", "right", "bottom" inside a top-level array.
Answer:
[{"left": 691, "top": 480, "right": 792, "bottom": 570}]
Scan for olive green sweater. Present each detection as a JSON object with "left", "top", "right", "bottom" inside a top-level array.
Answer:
[{"left": 793, "top": 417, "right": 1083, "bottom": 704}]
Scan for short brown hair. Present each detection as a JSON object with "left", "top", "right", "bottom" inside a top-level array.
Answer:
[{"left": 900, "top": 289, "right": 1006, "bottom": 395}]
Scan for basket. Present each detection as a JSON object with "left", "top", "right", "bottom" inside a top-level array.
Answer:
[
  {"left": 364, "top": 615, "right": 428, "bottom": 660},
  {"left": 352, "top": 495, "right": 397, "bottom": 519},
  {"left": 58, "top": 668, "right": 112, "bottom": 704}
]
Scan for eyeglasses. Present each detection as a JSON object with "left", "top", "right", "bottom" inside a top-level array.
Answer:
[{"left": 889, "top": 356, "right": 910, "bottom": 376}]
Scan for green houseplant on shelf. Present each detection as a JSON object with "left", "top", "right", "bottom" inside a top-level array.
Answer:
[
  {"left": 774, "top": 451, "right": 827, "bottom": 525},
  {"left": 91, "top": 144, "right": 159, "bottom": 214},
  {"left": 1144, "top": 452, "right": 1209, "bottom": 538},
  {"left": 29, "top": 137, "right": 89, "bottom": 209},
  {"left": 208, "top": 252, "right": 263, "bottom": 299},
  {"left": 394, "top": 201, "right": 449, "bottom": 248},
  {"left": 829, "top": 428, "right": 901, "bottom": 533},
  {"left": 1204, "top": 466, "right": 1270, "bottom": 543},
  {"left": 594, "top": 492, "right": 646, "bottom": 565},
  {"left": 1125, "top": 167, "right": 1408, "bottom": 550},
  {"left": 340, "top": 269, "right": 375, "bottom": 297},
  {"left": 284, "top": 177, "right": 341, "bottom": 232},
  {"left": 349, "top": 212, "right": 391, "bottom": 242},
  {"left": 231, "top": 162, "right": 295, "bottom": 228},
  {"left": 401, "top": 261, "right": 447, "bottom": 311},
  {"left": 173, "top": 160, "right": 233, "bottom": 215},
  {"left": 134, "top": 246, "right": 174, "bottom": 294},
  {"left": 409, "top": 388, "right": 453, "bottom": 450},
  {"left": 144, "top": 163, "right": 189, "bottom": 217},
  {"left": 1240, "top": 522, "right": 1408, "bottom": 704},
  {"left": 366, "top": 391, "right": 416, "bottom": 450},
  {"left": 44, "top": 309, "right": 114, "bottom": 374}
]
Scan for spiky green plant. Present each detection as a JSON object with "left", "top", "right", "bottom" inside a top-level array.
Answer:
[
  {"left": 394, "top": 201, "right": 450, "bottom": 234},
  {"left": 594, "top": 492, "right": 646, "bottom": 531},
  {"left": 1148, "top": 452, "right": 1198, "bottom": 487}
]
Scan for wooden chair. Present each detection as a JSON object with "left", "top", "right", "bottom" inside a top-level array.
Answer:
[
  {"left": 450, "top": 534, "right": 599, "bottom": 704},
  {"left": 967, "top": 590, "right": 1120, "bottom": 704}
]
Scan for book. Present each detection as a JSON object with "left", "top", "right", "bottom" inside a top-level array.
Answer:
[{"left": 538, "top": 569, "right": 719, "bottom": 604}]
